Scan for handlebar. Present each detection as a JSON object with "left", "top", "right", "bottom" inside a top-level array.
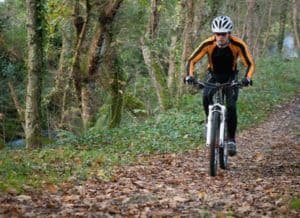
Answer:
[{"left": 192, "top": 80, "right": 245, "bottom": 89}]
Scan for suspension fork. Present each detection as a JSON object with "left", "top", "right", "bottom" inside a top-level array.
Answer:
[
  {"left": 219, "top": 105, "right": 226, "bottom": 145},
  {"left": 206, "top": 103, "right": 226, "bottom": 147},
  {"left": 206, "top": 105, "right": 212, "bottom": 146}
]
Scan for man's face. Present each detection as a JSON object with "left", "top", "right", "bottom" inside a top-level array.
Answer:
[{"left": 214, "top": 32, "right": 230, "bottom": 46}]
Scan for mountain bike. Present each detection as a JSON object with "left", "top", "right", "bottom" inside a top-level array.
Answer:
[{"left": 194, "top": 80, "right": 244, "bottom": 176}]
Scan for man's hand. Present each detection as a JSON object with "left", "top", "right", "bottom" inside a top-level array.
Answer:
[
  {"left": 241, "top": 77, "right": 252, "bottom": 86},
  {"left": 184, "top": 76, "right": 195, "bottom": 84}
]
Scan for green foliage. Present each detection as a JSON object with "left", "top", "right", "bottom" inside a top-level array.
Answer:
[
  {"left": 0, "top": 1, "right": 27, "bottom": 142},
  {"left": 0, "top": 0, "right": 27, "bottom": 60},
  {"left": 151, "top": 56, "right": 172, "bottom": 110},
  {"left": 114, "top": 0, "right": 148, "bottom": 79},
  {"left": 0, "top": 146, "right": 83, "bottom": 192},
  {"left": 238, "top": 57, "right": 300, "bottom": 130},
  {"left": 93, "top": 104, "right": 111, "bottom": 131},
  {"left": 0, "top": 107, "right": 205, "bottom": 192},
  {"left": 45, "top": 0, "right": 71, "bottom": 37},
  {"left": 0, "top": 55, "right": 25, "bottom": 142},
  {"left": 138, "top": 0, "right": 150, "bottom": 7},
  {"left": 0, "top": 138, "right": 5, "bottom": 149},
  {"left": 123, "top": 93, "right": 147, "bottom": 116},
  {"left": 290, "top": 198, "right": 300, "bottom": 210}
]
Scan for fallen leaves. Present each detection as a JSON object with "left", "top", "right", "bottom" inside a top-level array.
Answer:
[
  {"left": 253, "top": 152, "right": 264, "bottom": 161},
  {"left": 16, "top": 195, "right": 32, "bottom": 202},
  {"left": 237, "top": 204, "right": 251, "bottom": 213},
  {"left": 44, "top": 183, "right": 58, "bottom": 194},
  {"left": 172, "top": 196, "right": 189, "bottom": 203},
  {"left": 62, "top": 195, "right": 80, "bottom": 203},
  {"left": 198, "top": 191, "right": 207, "bottom": 200},
  {"left": 6, "top": 187, "right": 17, "bottom": 195}
]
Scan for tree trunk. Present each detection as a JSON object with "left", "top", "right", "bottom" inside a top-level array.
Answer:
[
  {"left": 141, "top": 0, "right": 171, "bottom": 111},
  {"left": 81, "top": 21, "right": 105, "bottom": 130},
  {"left": 141, "top": 38, "right": 171, "bottom": 111},
  {"left": 52, "top": 1, "right": 79, "bottom": 127},
  {"left": 261, "top": 0, "right": 273, "bottom": 56},
  {"left": 278, "top": 1, "right": 289, "bottom": 54},
  {"left": 293, "top": 0, "right": 300, "bottom": 49},
  {"left": 181, "top": 0, "right": 194, "bottom": 66},
  {"left": 8, "top": 82, "right": 25, "bottom": 132},
  {"left": 191, "top": 0, "right": 205, "bottom": 44},
  {"left": 167, "top": 35, "right": 177, "bottom": 94},
  {"left": 25, "top": 0, "right": 44, "bottom": 148},
  {"left": 149, "top": 0, "right": 161, "bottom": 40},
  {"left": 81, "top": 83, "right": 95, "bottom": 130},
  {"left": 68, "top": 0, "right": 91, "bottom": 104},
  {"left": 101, "top": 1, "right": 125, "bottom": 128},
  {"left": 109, "top": 71, "right": 124, "bottom": 128},
  {"left": 178, "top": 0, "right": 194, "bottom": 96},
  {"left": 243, "top": 0, "right": 256, "bottom": 51},
  {"left": 81, "top": 0, "right": 123, "bottom": 129},
  {"left": 58, "top": 19, "right": 76, "bottom": 126},
  {"left": 167, "top": 1, "right": 186, "bottom": 99},
  {"left": 60, "top": 0, "right": 89, "bottom": 131},
  {"left": 43, "top": 15, "right": 75, "bottom": 128},
  {"left": 107, "top": 47, "right": 124, "bottom": 129},
  {"left": 252, "top": 1, "right": 268, "bottom": 57}
]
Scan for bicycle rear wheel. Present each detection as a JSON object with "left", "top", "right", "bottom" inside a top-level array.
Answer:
[{"left": 209, "top": 111, "right": 220, "bottom": 177}]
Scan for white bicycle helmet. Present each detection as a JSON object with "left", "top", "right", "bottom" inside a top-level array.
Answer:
[{"left": 211, "top": 16, "right": 233, "bottom": 33}]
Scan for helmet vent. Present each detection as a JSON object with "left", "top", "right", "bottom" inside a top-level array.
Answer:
[{"left": 211, "top": 15, "right": 233, "bottom": 33}]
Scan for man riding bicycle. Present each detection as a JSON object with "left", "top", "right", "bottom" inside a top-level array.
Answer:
[{"left": 184, "top": 15, "right": 255, "bottom": 156}]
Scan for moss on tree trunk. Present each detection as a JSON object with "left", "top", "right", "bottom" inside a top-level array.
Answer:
[
  {"left": 25, "top": 0, "right": 44, "bottom": 148},
  {"left": 109, "top": 68, "right": 124, "bottom": 128}
]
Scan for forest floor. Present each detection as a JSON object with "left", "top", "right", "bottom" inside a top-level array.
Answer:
[{"left": 1, "top": 97, "right": 299, "bottom": 217}]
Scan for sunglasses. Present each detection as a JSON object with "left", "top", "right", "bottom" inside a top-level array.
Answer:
[{"left": 215, "top": 32, "right": 228, "bottom": 36}]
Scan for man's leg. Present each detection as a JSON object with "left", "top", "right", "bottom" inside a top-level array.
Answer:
[
  {"left": 202, "top": 86, "right": 215, "bottom": 139},
  {"left": 226, "top": 87, "right": 239, "bottom": 156},
  {"left": 203, "top": 86, "right": 215, "bottom": 117}
]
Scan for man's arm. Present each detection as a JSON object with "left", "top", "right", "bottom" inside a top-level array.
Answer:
[
  {"left": 186, "top": 37, "right": 214, "bottom": 76},
  {"left": 237, "top": 40, "right": 255, "bottom": 79}
]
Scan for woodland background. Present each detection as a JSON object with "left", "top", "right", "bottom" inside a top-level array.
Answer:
[{"left": 0, "top": 0, "right": 299, "bottom": 200}]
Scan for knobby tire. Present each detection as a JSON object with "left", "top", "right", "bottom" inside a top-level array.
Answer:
[
  {"left": 220, "top": 120, "right": 228, "bottom": 170},
  {"left": 209, "top": 111, "right": 220, "bottom": 177},
  {"left": 219, "top": 140, "right": 228, "bottom": 170}
]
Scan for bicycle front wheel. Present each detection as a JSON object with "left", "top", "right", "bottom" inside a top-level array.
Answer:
[
  {"left": 209, "top": 111, "right": 220, "bottom": 177},
  {"left": 220, "top": 141, "right": 228, "bottom": 170},
  {"left": 220, "top": 119, "right": 228, "bottom": 169}
]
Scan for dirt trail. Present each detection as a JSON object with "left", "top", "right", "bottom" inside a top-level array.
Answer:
[{"left": 1, "top": 98, "right": 299, "bottom": 217}]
